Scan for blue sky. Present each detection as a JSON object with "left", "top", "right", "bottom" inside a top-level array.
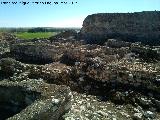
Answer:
[{"left": 0, "top": 0, "right": 160, "bottom": 27}]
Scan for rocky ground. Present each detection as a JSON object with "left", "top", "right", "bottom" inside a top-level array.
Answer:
[
  {"left": 0, "top": 32, "right": 160, "bottom": 120},
  {"left": 64, "top": 91, "right": 160, "bottom": 120}
]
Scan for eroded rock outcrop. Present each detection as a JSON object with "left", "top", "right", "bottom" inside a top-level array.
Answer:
[{"left": 80, "top": 11, "right": 160, "bottom": 45}]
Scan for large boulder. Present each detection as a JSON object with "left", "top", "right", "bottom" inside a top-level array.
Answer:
[{"left": 80, "top": 11, "right": 160, "bottom": 45}]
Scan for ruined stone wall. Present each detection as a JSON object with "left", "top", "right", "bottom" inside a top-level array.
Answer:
[
  {"left": 80, "top": 11, "right": 160, "bottom": 45},
  {"left": 10, "top": 43, "right": 60, "bottom": 64}
]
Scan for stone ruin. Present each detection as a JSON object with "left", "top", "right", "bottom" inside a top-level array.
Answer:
[
  {"left": 0, "top": 37, "right": 160, "bottom": 119},
  {"left": 0, "top": 80, "right": 71, "bottom": 120},
  {"left": 80, "top": 11, "right": 160, "bottom": 45},
  {"left": 0, "top": 12, "right": 160, "bottom": 119}
]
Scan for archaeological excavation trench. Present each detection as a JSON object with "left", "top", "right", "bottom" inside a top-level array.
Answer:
[
  {"left": 0, "top": 36, "right": 159, "bottom": 119},
  {"left": 0, "top": 11, "right": 160, "bottom": 119},
  {"left": 0, "top": 85, "right": 40, "bottom": 120},
  {"left": 0, "top": 79, "right": 72, "bottom": 120}
]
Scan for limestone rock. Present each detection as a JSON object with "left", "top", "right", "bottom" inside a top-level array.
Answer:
[{"left": 80, "top": 11, "right": 160, "bottom": 45}]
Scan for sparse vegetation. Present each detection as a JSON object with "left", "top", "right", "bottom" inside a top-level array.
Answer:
[
  {"left": 14, "top": 32, "right": 57, "bottom": 39},
  {"left": 0, "top": 27, "right": 80, "bottom": 40}
]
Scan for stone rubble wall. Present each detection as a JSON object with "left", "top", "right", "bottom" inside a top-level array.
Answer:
[{"left": 10, "top": 43, "right": 61, "bottom": 64}]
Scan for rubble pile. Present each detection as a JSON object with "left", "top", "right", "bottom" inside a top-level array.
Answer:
[
  {"left": 63, "top": 91, "right": 160, "bottom": 120},
  {"left": 29, "top": 63, "right": 72, "bottom": 85},
  {"left": 10, "top": 38, "right": 84, "bottom": 64},
  {"left": 0, "top": 32, "right": 16, "bottom": 42},
  {"left": 0, "top": 28, "right": 160, "bottom": 119},
  {"left": 131, "top": 43, "right": 160, "bottom": 62},
  {"left": 0, "top": 33, "right": 12, "bottom": 56},
  {"left": 106, "top": 39, "right": 131, "bottom": 48}
]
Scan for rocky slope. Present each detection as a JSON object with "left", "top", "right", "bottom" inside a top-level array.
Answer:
[
  {"left": 80, "top": 11, "right": 160, "bottom": 45},
  {"left": 0, "top": 29, "right": 160, "bottom": 120}
]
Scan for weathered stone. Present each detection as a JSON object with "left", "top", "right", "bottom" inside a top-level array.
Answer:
[
  {"left": 152, "top": 99, "right": 160, "bottom": 111},
  {"left": 80, "top": 11, "right": 160, "bottom": 45},
  {"left": 106, "top": 39, "right": 131, "bottom": 48},
  {"left": 0, "top": 32, "right": 16, "bottom": 42},
  {"left": 0, "top": 33, "right": 12, "bottom": 57},
  {"left": 110, "top": 91, "right": 126, "bottom": 104},
  {"left": 0, "top": 42, "right": 10, "bottom": 55},
  {"left": 135, "top": 96, "right": 153, "bottom": 109},
  {"left": 10, "top": 43, "right": 62, "bottom": 64},
  {"left": 10, "top": 39, "right": 85, "bottom": 64},
  {"left": 0, "top": 58, "right": 25, "bottom": 77},
  {"left": 1, "top": 29, "right": 160, "bottom": 119},
  {"left": 0, "top": 80, "right": 72, "bottom": 120},
  {"left": 29, "top": 63, "right": 72, "bottom": 85},
  {"left": 133, "top": 112, "right": 143, "bottom": 120},
  {"left": 131, "top": 43, "right": 160, "bottom": 61},
  {"left": 144, "top": 111, "right": 155, "bottom": 119}
]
